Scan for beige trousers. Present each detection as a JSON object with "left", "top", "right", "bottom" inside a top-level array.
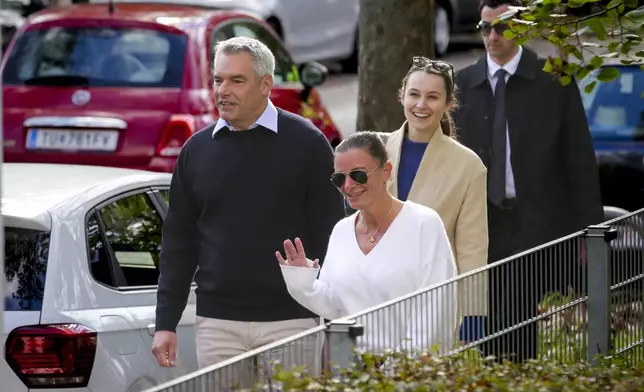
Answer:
[{"left": 195, "top": 316, "right": 322, "bottom": 389}]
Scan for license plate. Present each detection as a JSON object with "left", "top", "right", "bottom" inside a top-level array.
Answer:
[{"left": 26, "top": 128, "right": 119, "bottom": 152}]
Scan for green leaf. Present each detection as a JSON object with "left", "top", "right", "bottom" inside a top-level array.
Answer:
[
  {"left": 554, "top": 56, "right": 563, "bottom": 69},
  {"left": 590, "top": 56, "right": 604, "bottom": 68},
  {"left": 565, "top": 45, "right": 584, "bottom": 61},
  {"left": 512, "top": 23, "right": 531, "bottom": 34},
  {"left": 543, "top": 59, "right": 554, "bottom": 73},
  {"left": 522, "top": 13, "right": 537, "bottom": 21},
  {"left": 608, "top": 41, "right": 620, "bottom": 52},
  {"left": 621, "top": 41, "right": 635, "bottom": 55},
  {"left": 584, "top": 80, "right": 597, "bottom": 94},
  {"left": 547, "top": 33, "right": 565, "bottom": 46},
  {"left": 567, "top": 0, "right": 588, "bottom": 7},
  {"left": 597, "top": 67, "right": 620, "bottom": 82},
  {"left": 576, "top": 67, "right": 591, "bottom": 81},
  {"left": 515, "top": 34, "right": 532, "bottom": 46},
  {"left": 585, "top": 18, "right": 607, "bottom": 40},
  {"left": 624, "top": 0, "right": 638, "bottom": 7},
  {"left": 564, "top": 63, "right": 580, "bottom": 75},
  {"left": 636, "top": 51, "right": 644, "bottom": 58},
  {"left": 504, "top": 29, "right": 518, "bottom": 39},
  {"left": 641, "top": 90, "right": 644, "bottom": 98},
  {"left": 560, "top": 75, "right": 573, "bottom": 86},
  {"left": 625, "top": 5, "right": 644, "bottom": 22}
]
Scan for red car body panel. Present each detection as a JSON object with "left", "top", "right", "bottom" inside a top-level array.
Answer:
[{"left": 1, "top": 4, "right": 342, "bottom": 173}]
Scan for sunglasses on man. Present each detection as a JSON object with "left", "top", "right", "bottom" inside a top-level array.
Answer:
[
  {"left": 330, "top": 168, "right": 375, "bottom": 188},
  {"left": 477, "top": 20, "right": 511, "bottom": 36}
]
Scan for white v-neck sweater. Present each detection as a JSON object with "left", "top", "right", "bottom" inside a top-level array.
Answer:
[{"left": 280, "top": 201, "right": 459, "bottom": 354}]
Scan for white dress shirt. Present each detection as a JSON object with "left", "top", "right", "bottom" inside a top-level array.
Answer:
[{"left": 212, "top": 99, "right": 279, "bottom": 137}]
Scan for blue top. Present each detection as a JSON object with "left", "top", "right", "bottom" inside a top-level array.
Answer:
[{"left": 397, "top": 137, "right": 429, "bottom": 201}]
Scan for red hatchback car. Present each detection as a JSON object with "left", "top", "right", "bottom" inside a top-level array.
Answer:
[{"left": 1, "top": 3, "right": 342, "bottom": 173}]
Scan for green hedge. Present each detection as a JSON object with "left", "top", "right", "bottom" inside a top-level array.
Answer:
[{"left": 258, "top": 352, "right": 644, "bottom": 391}]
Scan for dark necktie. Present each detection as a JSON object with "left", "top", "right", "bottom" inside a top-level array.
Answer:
[{"left": 489, "top": 68, "right": 507, "bottom": 206}]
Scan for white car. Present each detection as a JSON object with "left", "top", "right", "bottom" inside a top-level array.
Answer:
[{"left": 2, "top": 163, "right": 198, "bottom": 392}]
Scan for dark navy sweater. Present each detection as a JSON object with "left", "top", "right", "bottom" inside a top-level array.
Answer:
[{"left": 155, "top": 109, "right": 345, "bottom": 332}]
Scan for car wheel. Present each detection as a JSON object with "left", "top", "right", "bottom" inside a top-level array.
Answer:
[{"left": 434, "top": 4, "right": 451, "bottom": 57}]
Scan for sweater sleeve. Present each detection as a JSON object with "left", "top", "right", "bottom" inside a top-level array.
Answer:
[
  {"left": 155, "top": 146, "right": 199, "bottom": 333},
  {"left": 279, "top": 226, "right": 344, "bottom": 320},
  {"left": 280, "top": 264, "right": 343, "bottom": 320},
  {"left": 305, "top": 133, "right": 346, "bottom": 264},
  {"left": 401, "top": 212, "right": 459, "bottom": 355}
]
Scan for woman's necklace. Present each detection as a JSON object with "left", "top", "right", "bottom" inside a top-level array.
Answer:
[{"left": 361, "top": 199, "right": 395, "bottom": 243}]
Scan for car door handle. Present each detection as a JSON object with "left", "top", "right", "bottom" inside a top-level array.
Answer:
[{"left": 147, "top": 323, "right": 156, "bottom": 336}]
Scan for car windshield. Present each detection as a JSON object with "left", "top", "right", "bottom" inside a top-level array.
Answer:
[
  {"left": 4, "top": 227, "right": 50, "bottom": 311},
  {"left": 3, "top": 26, "right": 188, "bottom": 88},
  {"left": 578, "top": 65, "right": 644, "bottom": 140}
]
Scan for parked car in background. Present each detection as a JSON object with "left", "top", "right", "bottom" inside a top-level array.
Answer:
[
  {"left": 0, "top": 0, "right": 48, "bottom": 52},
  {"left": 2, "top": 163, "right": 195, "bottom": 392},
  {"left": 89, "top": 0, "right": 361, "bottom": 69},
  {"left": 1, "top": 3, "right": 342, "bottom": 173},
  {"left": 578, "top": 62, "right": 644, "bottom": 213},
  {"left": 88, "top": 0, "right": 480, "bottom": 70}
]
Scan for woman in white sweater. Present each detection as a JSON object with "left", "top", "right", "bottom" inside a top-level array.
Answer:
[{"left": 276, "top": 131, "right": 459, "bottom": 355}]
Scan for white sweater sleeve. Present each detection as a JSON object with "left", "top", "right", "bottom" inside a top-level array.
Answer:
[
  {"left": 402, "top": 211, "right": 459, "bottom": 355},
  {"left": 279, "top": 229, "right": 344, "bottom": 321}
]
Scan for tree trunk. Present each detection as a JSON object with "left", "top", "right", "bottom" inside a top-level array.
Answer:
[{"left": 356, "top": 0, "right": 435, "bottom": 133}]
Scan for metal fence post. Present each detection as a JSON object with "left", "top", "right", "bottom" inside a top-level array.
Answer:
[
  {"left": 0, "top": 18, "right": 5, "bottom": 385},
  {"left": 585, "top": 224, "right": 617, "bottom": 365},
  {"left": 324, "top": 319, "right": 364, "bottom": 376}
]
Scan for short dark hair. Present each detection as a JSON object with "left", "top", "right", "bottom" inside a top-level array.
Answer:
[
  {"left": 335, "top": 131, "right": 388, "bottom": 168},
  {"left": 479, "top": 0, "right": 523, "bottom": 13}
]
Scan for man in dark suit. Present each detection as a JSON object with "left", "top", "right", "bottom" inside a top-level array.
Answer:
[{"left": 453, "top": 0, "right": 604, "bottom": 362}]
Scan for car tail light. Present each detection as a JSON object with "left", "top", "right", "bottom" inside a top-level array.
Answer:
[
  {"left": 4, "top": 324, "right": 97, "bottom": 389},
  {"left": 156, "top": 114, "right": 196, "bottom": 157}
]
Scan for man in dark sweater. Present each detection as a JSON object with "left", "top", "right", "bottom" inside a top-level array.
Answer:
[{"left": 151, "top": 36, "right": 345, "bottom": 370}]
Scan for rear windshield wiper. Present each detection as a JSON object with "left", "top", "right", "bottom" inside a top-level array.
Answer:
[{"left": 23, "top": 75, "right": 90, "bottom": 86}]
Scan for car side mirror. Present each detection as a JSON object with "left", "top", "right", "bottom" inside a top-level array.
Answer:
[{"left": 299, "top": 62, "right": 327, "bottom": 102}]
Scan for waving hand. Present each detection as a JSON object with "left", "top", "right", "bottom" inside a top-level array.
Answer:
[{"left": 275, "top": 237, "right": 320, "bottom": 268}]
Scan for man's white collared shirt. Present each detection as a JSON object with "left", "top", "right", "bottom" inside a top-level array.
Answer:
[{"left": 212, "top": 99, "right": 279, "bottom": 137}]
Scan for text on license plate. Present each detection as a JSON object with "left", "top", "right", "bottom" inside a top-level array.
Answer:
[{"left": 26, "top": 129, "right": 119, "bottom": 152}]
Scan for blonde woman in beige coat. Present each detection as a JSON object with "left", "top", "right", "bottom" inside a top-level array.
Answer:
[{"left": 385, "top": 56, "right": 488, "bottom": 345}]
